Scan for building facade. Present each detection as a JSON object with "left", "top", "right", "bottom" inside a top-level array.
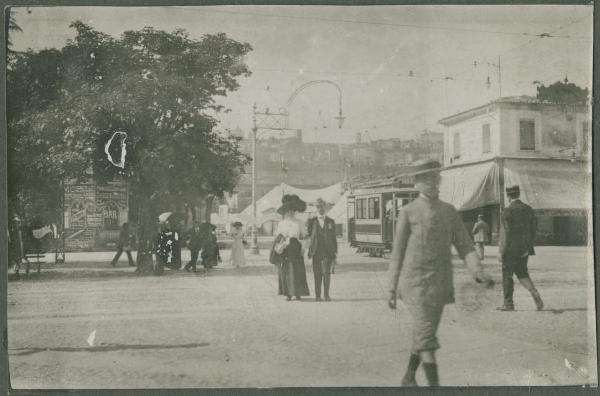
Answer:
[{"left": 438, "top": 96, "right": 591, "bottom": 245}]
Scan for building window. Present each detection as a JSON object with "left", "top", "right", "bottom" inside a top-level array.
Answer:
[
  {"left": 368, "top": 197, "right": 380, "bottom": 219},
  {"left": 582, "top": 121, "right": 590, "bottom": 153},
  {"left": 453, "top": 132, "right": 461, "bottom": 159},
  {"left": 519, "top": 119, "right": 535, "bottom": 150},
  {"left": 482, "top": 124, "right": 491, "bottom": 153}
]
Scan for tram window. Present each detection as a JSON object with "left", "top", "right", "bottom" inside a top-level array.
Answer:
[
  {"left": 356, "top": 198, "right": 367, "bottom": 219},
  {"left": 368, "top": 197, "right": 380, "bottom": 219}
]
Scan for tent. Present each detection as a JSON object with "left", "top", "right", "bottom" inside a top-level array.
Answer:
[
  {"left": 327, "top": 191, "right": 349, "bottom": 237},
  {"left": 240, "top": 182, "right": 344, "bottom": 226},
  {"left": 327, "top": 191, "right": 349, "bottom": 224}
]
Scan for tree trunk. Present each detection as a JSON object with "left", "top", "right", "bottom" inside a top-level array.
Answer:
[
  {"left": 135, "top": 196, "right": 157, "bottom": 274},
  {"left": 204, "top": 195, "right": 215, "bottom": 224}
]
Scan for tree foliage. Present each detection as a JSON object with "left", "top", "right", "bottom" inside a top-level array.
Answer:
[
  {"left": 8, "top": 22, "right": 253, "bottom": 267},
  {"left": 535, "top": 78, "right": 589, "bottom": 105}
]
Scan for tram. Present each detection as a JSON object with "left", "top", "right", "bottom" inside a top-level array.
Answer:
[{"left": 347, "top": 182, "right": 419, "bottom": 258}]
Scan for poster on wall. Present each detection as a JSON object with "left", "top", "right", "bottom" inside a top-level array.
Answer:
[
  {"left": 64, "top": 228, "right": 96, "bottom": 251},
  {"left": 541, "top": 110, "right": 577, "bottom": 150},
  {"left": 63, "top": 180, "right": 128, "bottom": 251}
]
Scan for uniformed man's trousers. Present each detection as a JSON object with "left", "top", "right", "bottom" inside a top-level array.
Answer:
[{"left": 406, "top": 302, "right": 445, "bottom": 353}]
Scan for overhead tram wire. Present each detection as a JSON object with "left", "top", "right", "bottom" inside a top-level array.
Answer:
[
  {"left": 166, "top": 6, "right": 591, "bottom": 92},
  {"left": 439, "top": 13, "right": 593, "bottom": 84},
  {"left": 168, "top": 6, "right": 589, "bottom": 40},
  {"left": 406, "top": 11, "right": 593, "bottom": 116},
  {"left": 250, "top": 67, "right": 486, "bottom": 84}
]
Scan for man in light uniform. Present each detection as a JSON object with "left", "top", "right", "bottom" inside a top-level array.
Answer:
[{"left": 387, "top": 159, "right": 493, "bottom": 387}]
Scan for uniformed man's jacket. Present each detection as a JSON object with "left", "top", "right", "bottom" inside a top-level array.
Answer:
[
  {"left": 307, "top": 216, "right": 337, "bottom": 259},
  {"left": 471, "top": 220, "right": 490, "bottom": 243},
  {"left": 499, "top": 199, "right": 537, "bottom": 258},
  {"left": 387, "top": 195, "right": 475, "bottom": 306}
]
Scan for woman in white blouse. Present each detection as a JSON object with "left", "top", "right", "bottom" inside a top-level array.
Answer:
[{"left": 269, "top": 194, "right": 310, "bottom": 301}]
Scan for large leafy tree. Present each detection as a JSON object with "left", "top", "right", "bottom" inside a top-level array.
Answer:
[
  {"left": 535, "top": 78, "right": 589, "bottom": 105},
  {"left": 7, "top": 22, "right": 252, "bottom": 271}
]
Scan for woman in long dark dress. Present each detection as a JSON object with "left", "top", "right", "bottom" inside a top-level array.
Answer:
[
  {"left": 270, "top": 194, "right": 310, "bottom": 301},
  {"left": 201, "top": 224, "right": 221, "bottom": 270}
]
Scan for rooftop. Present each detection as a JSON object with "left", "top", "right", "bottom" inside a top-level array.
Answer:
[{"left": 438, "top": 95, "right": 589, "bottom": 126}]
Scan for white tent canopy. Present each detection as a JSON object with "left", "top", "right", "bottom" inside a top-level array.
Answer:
[
  {"left": 327, "top": 191, "right": 349, "bottom": 225},
  {"left": 241, "top": 182, "right": 344, "bottom": 226}
]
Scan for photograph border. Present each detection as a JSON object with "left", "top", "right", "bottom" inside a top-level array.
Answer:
[{"left": 1, "top": 0, "right": 597, "bottom": 395}]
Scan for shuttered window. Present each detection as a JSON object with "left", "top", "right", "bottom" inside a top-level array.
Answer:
[
  {"left": 482, "top": 124, "right": 491, "bottom": 153},
  {"left": 519, "top": 120, "right": 535, "bottom": 150}
]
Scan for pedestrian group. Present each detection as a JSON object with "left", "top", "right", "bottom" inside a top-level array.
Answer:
[{"left": 106, "top": 158, "right": 546, "bottom": 387}]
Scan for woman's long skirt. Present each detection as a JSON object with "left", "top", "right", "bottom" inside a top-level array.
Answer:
[{"left": 278, "top": 256, "right": 310, "bottom": 297}]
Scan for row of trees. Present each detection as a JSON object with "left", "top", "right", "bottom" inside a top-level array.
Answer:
[{"left": 7, "top": 20, "right": 252, "bottom": 271}]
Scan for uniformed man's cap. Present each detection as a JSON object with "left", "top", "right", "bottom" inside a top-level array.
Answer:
[
  {"left": 506, "top": 185, "right": 520, "bottom": 195},
  {"left": 409, "top": 159, "right": 442, "bottom": 177}
]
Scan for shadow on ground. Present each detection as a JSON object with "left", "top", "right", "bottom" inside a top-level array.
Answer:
[{"left": 10, "top": 342, "right": 210, "bottom": 356}]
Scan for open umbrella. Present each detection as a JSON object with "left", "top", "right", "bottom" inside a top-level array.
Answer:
[
  {"left": 158, "top": 212, "right": 186, "bottom": 224},
  {"left": 158, "top": 212, "right": 172, "bottom": 224}
]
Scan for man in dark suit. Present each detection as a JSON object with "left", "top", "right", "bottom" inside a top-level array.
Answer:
[
  {"left": 184, "top": 222, "right": 204, "bottom": 272},
  {"left": 308, "top": 198, "right": 338, "bottom": 301},
  {"left": 111, "top": 222, "right": 135, "bottom": 267},
  {"left": 497, "top": 185, "right": 543, "bottom": 311}
]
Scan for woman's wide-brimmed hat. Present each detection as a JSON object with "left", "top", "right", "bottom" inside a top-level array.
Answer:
[
  {"left": 232, "top": 221, "right": 243, "bottom": 228},
  {"left": 277, "top": 194, "right": 307, "bottom": 215}
]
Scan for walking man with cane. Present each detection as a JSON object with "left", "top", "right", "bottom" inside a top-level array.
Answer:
[
  {"left": 387, "top": 159, "right": 494, "bottom": 387},
  {"left": 497, "top": 185, "right": 543, "bottom": 311}
]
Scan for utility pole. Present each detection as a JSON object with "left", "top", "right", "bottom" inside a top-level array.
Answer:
[
  {"left": 488, "top": 57, "right": 502, "bottom": 98},
  {"left": 498, "top": 56, "right": 502, "bottom": 98},
  {"left": 250, "top": 104, "right": 259, "bottom": 255}
]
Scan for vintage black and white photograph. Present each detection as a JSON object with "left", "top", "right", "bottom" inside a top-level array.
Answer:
[{"left": 5, "top": 4, "right": 596, "bottom": 388}]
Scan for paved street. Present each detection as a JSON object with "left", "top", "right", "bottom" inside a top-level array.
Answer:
[{"left": 8, "top": 244, "right": 597, "bottom": 388}]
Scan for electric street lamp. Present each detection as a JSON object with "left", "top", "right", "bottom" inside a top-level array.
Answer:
[{"left": 249, "top": 80, "right": 344, "bottom": 255}]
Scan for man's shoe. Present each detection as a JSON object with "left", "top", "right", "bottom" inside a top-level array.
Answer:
[
  {"left": 401, "top": 375, "right": 418, "bottom": 387},
  {"left": 316, "top": 297, "right": 322, "bottom": 302},
  {"left": 324, "top": 296, "right": 331, "bottom": 302},
  {"left": 496, "top": 305, "right": 515, "bottom": 311}
]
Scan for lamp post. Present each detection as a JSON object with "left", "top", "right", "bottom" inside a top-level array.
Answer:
[{"left": 249, "top": 80, "right": 344, "bottom": 254}]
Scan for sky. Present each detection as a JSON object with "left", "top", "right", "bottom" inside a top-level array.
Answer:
[{"left": 10, "top": 5, "right": 594, "bottom": 143}]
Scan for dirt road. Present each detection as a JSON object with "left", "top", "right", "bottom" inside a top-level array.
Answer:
[{"left": 7, "top": 245, "right": 596, "bottom": 388}]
